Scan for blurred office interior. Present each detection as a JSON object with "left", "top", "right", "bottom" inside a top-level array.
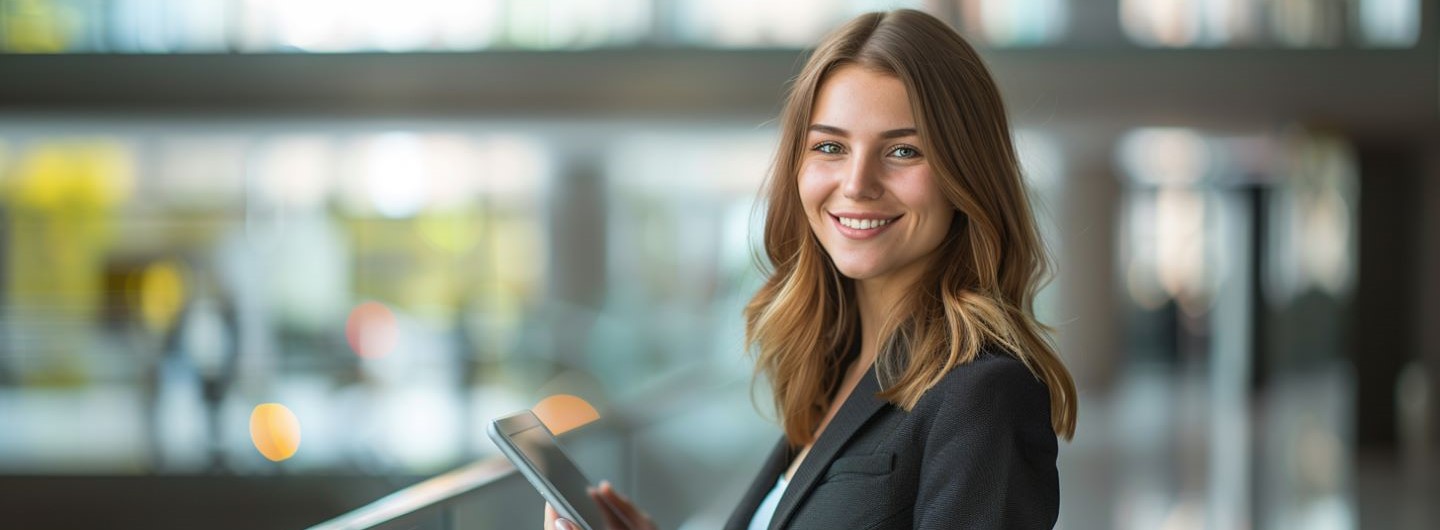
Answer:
[{"left": 0, "top": 0, "right": 1436, "bottom": 528}]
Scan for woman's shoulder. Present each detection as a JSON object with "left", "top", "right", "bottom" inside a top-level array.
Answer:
[{"left": 911, "top": 345, "right": 1052, "bottom": 422}]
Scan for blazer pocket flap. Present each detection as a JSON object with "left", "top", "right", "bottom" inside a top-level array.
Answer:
[{"left": 824, "top": 451, "right": 895, "bottom": 478}]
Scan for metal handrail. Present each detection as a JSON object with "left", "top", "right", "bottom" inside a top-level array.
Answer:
[
  {"left": 307, "top": 366, "right": 754, "bottom": 529},
  {"left": 307, "top": 457, "right": 516, "bottom": 530}
]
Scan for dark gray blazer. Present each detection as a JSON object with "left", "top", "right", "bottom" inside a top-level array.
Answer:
[{"left": 722, "top": 347, "right": 1059, "bottom": 529}]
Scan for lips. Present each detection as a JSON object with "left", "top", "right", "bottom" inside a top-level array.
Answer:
[{"left": 829, "top": 212, "right": 902, "bottom": 240}]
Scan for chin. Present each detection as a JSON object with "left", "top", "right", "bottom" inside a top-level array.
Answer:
[{"left": 830, "top": 259, "right": 888, "bottom": 281}]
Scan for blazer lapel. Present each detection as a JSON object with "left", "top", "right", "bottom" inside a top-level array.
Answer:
[
  {"left": 768, "top": 365, "right": 887, "bottom": 530},
  {"left": 722, "top": 436, "right": 793, "bottom": 530}
]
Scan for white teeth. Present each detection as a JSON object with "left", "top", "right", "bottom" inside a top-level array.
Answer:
[{"left": 838, "top": 216, "right": 894, "bottom": 230}]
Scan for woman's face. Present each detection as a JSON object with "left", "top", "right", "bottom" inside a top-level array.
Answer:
[{"left": 799, "top": 65, "right": 954, "bottom": 285}]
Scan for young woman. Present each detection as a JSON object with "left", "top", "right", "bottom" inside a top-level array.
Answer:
[{"left": 547, "top": 8, "right": 1077, "bottom": 530}]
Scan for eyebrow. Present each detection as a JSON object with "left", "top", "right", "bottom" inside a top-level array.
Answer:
[{"left": 808, "top": 124, "right": 918, "bottom": 139}]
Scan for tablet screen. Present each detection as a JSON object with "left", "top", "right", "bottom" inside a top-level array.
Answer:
[{"left": 507, "top": 423, "right": 609, "bottom": 527}]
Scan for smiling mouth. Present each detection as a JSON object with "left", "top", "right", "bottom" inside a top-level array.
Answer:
[{"left": 831, "top": 213, "right": 902, "bottom": 231}]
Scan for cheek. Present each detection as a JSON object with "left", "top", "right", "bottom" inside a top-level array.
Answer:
[
  {"left": 926, "top": 206, "right": 956, "bottom": 244},
  {"left": 796, "top": 166, "right": 832, "bottom": 217},
  {"left": 902, "top": 170, "right": 954, "bottom": 239}
]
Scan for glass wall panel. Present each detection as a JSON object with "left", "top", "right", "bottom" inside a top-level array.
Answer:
[
  {"left": 0, "top": 123, "right": 555, "bottom": 475},
  {"left": 1107, "top": 125, "right": 1360, "bottom": 530},
  {"left": 961, "top": 0, "right": 1069, "bottom": 46},
  {"left": 1354, "top": 0, "right": 1419, "bottom": 48}
]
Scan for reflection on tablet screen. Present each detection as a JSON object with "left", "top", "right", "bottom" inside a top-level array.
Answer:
[{"left": 511, "top": 425, "right": 608, "bottom": 527}]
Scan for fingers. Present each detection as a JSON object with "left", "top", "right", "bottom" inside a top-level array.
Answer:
[
  {"left": 552, "top": 481, "right": 655, "bottom": 530},
  {"left": 588, "top": 485, "right": 631, "bottom": 529},
  {"left": 547, "top": 504, "right": 582, "bottom": 530},
  {"left": 591, "top": 481, "right": 655, "bottom": 529},
  {"left": 595, "top": 482, "right": 639, "bottom": 524}
]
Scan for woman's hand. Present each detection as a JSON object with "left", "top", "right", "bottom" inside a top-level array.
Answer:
[{"left": 543, "top": 480, "right": 658, "bottom": 530}]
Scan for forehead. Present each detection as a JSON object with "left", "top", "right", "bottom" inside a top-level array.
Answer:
[{"left": 809, "top": 65, "right": 915, "bottom": 131}]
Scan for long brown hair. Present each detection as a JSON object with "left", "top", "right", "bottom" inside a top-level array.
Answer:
[{"left": 745, "top": 9, "right": 1077, "bottom": 447}]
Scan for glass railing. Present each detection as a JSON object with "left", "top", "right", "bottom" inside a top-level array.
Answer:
[
  {"left": 306, "top": 367, "right": 782, "bottom": 530},
  {"left": 307, "top": 458, "right": 524, "bottom": 530}
]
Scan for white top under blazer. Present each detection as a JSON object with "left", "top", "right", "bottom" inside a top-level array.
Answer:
[{"left": 746, "top": 474, "right": 788, "bottom": 530}]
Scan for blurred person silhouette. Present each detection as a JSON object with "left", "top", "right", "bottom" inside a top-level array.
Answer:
[
  {"left": 546, "top": 9, "right": 1077, "bottom": 530},
  {"left": 147, "top": 262, "right": 240, "bottom": 472}
]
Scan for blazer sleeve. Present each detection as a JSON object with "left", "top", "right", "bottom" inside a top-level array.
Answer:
[{"left": 912, "top": 355, "right": 1060, "bottom": 530}]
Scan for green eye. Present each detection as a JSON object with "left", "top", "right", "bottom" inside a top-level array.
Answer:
[
  {"left": 890, "top": 146, "right": 920, "bottom": 159},
  {"left": 813, "top": 142, "right": 842, "bottom": 154}
]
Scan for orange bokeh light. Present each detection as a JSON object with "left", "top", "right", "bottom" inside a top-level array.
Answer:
[
  {"left": 346, "top": 301, "right": 398, "bottom": 359},
  {"left": 250, "top": 403, "right": 301, "bottom": 462},
  {"left": 532, "top": 394, "right": 601, "bottom": 435}
]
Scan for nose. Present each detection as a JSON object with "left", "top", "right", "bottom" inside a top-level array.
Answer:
[{"left": 840, "top": 151, "right": 883, "bottom": 201}]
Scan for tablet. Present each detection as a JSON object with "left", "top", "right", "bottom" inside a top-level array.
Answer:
[{"left": 488, "top": 410, "right": 607, "bottom": 530}]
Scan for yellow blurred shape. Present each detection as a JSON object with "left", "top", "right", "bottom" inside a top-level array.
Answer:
[
  {"left": 532, "top": 394, "right": 600, "bottom": 435},
  {"left": 346, "top": 301, "right": 398, "bottom": 359},
  {"left": 12, "top": 141, "right": 134, "bottom": 209},
  {"left": 415, "top": 211, "right": 483, "bottom": 254},
  {"left": 2, "top": 0, "right": 74, "bottom": 53},
  {"left": 250, "top": 403, "right": 302, "bottom": 462},
  {"left": 139, "top": 260, "right": 186, "bottom": 334}
]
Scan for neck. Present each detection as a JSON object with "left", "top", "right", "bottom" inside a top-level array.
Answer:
[{"left": 852, "top": 260, "right": 928, "bottom": 370}]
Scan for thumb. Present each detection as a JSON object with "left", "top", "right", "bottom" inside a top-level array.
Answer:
[{"left": 555, "top": 518, "right": 578, "bottom": 530}]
